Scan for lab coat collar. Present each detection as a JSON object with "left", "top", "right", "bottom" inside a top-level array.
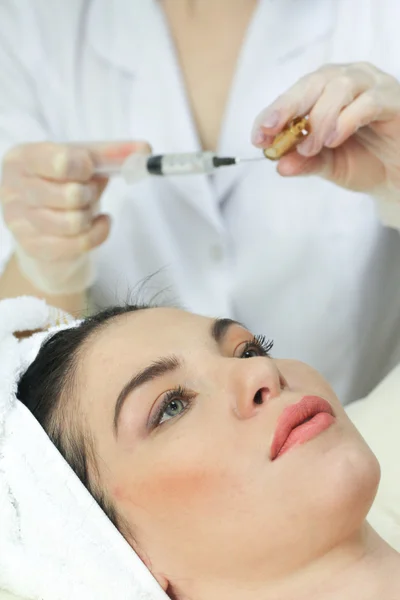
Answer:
[
  {"left": 87, "top": 0, "right": 334, "bottom": 222},
  {"left": 87, "top": 0, "right": 334, "bottom": 78},
  {"left": 88, "top": 0, "right": 225, "bottom": 231},
  {"left": 87, "top": 0, "right": 152, "bottom": 76}
]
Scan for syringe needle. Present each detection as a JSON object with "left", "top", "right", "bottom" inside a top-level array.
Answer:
[
  {"left": 235, "top": 156, "right": 266, "bottom": 163},
  {"left": 212, "top": 155, "right": 265, "bottom": 168}
]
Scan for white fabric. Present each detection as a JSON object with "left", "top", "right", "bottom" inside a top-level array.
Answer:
[
  {"left": 1, "top": 0, "right": 400, "bottom": 404},
  {"left": 0, "top": 297, "right": 167, "bottom": 600},
  {"left": 347, "top": 365, "right": 400, "bottom": 552}
]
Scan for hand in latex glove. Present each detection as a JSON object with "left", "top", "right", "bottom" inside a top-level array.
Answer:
[
  {"left": 0, "top": 141, "right": 150, "bottom": 294},
  {"left": 252, "top": 62, "right": 400, "bottom": 201}
]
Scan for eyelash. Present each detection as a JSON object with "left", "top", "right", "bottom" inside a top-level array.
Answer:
[
  {"left": 242, "top": 334, "right": 274, "bottom": 358},
  {"left": 150, "top": 334, "right": 274, "bottom": 429}
]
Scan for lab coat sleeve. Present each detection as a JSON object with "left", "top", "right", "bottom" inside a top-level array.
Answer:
[
  {"left": 374, "top": 197, "right": 400, "bottom": 232},
  {"left": 0, "top": 0, "right": 57, "bottom": 273}
]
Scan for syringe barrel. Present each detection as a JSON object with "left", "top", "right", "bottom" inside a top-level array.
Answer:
[
  {"left": 155, "top": 151, "right": 216, "bottom": 175},
  {"left": 119, "top": 151, "right": 217, "bottom": 183}
]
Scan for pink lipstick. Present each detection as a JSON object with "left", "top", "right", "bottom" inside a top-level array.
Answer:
[{"left": 270, "top": 396, "right": 335, "bottom": 460}]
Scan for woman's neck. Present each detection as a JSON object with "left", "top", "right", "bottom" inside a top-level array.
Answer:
[
  {"left": 177, "top": 524, "right": 400, "bottom": 600},
  {"left": 160, "top": 0, "right": 258, "bottom": 151}
]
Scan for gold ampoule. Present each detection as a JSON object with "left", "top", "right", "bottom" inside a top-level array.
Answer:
[{"left": 263, "top": 117, "right": 310, "bottom": 160}]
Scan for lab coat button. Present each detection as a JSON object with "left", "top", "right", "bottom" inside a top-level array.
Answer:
[{"left": 210, "top": 244, "right": 224, "bottom": 262}]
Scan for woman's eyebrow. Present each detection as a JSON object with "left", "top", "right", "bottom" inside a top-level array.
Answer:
[
  {"left": 211, "top": 317, "right": 245, "bottom": 345},
  {"left": 113, "top": 356, "right": 180, "bottom": 435},
  {"left": 113, "top": 318, "right": 245, "bottom": 435}
]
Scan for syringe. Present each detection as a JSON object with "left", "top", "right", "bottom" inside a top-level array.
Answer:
[
  {"left": 94, "top": 151, "right": 263, "bottom": 183},
  {"left": 93, "top": 118, "right": 311, "bottom": 183}
]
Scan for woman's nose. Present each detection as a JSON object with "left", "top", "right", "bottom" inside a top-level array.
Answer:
[{"left": 230, "top": 357, "right": 283, "bottom": 420}]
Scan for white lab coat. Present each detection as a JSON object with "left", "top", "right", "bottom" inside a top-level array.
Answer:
[{"left": 0, "top": 0, "right": 400, "bottom": 403}]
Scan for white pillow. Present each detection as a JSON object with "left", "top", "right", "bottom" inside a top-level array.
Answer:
[{"left": 346, "top": 364, "right": 400, "bottom": 551}]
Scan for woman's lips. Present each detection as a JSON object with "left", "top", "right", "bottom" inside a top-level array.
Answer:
[{"left": 270, "top": 396, "right": 335, "bottom": 460}]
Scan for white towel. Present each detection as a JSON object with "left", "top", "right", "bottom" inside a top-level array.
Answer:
[{"left": 0, "top": 296, "right": 167, "bottom": 600}]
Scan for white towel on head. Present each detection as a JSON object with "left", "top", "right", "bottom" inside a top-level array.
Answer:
[{"left": 0, "top": 296, "right": 167, "bottom": 600}]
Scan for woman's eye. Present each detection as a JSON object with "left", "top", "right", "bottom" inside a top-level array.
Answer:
[
  {"left": 151, "top": 386, "right": 195, "bottom": 428},
  {"left": 241, "top": 346, "right": 262, "bottom": 359},
  {"left": 161, "top": 398, "right": 186, "bottom": 422},
  {"left": 239, "top": 335, "right": 274, "bottom": 359}
]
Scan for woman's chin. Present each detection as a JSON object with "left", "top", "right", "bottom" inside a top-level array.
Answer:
[
  {"left": 307, "top": 431, "right": 381, "bottom": 538},
  {"left": 279, "top": 423, "right": 381, "bottom": 547}
]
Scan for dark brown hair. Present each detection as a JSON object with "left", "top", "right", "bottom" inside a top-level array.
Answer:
[{"left": 16, "top": 304, "right": 147, "bottom": 531}]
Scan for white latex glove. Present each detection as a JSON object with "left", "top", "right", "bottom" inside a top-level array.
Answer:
[
  {"left": 252, "top": 62, "right": 400, "bottom": 202},
  {"left": 0, "top": 140, "right": 150, "bottom": 294}
]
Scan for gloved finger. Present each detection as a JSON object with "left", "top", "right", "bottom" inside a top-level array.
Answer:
[
  {"left": 276, "top": 150, "right": 329, "bottom": 178},
  {"left": 3, "top": 140, "right": 151, "bottom": 182},
  {"left": 85, "top": 140, "right": 152, "bottom": 170},
  {"left": 12, "top": 214, "right": 111, "bottom": 261},
  {"left": 3, "top": 200, "right": 100, "bottom": 236},
  {"left": 251, "top": 66, "right": 340, "bottom": 145},
  {"left": 3, "top": 143, "right": 94, "bottom": 182},
  {"left": 278, "top": 139, "right": 386, "bottom": 191},
  {"left": 296, "top": 68, "right": 373, "bottom": 157},
  {"left": 31, "top": 202, "right": 101, "bottom": 236},
  {"left": 325, "top": 89, "right": 400, "bottom": 149},
  {"left": 251, "top": 132, "right": 275, "bottom": 147},
  {"left": 0, "top": 178, "right": 104, "bottom": 211}
]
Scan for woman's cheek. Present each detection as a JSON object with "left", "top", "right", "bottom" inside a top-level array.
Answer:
[{"left": 111, "top": 449, "right": 233, "bottom": 523}]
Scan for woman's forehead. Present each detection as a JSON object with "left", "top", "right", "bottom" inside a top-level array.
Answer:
[
  {"left": 77, "top": 308, "right": 217, "bottom": 418},
  {"left": 88, "top": 307, "right": 213, "bottom": 357},
  {"left": 82, "top": 310, "right": 252, "bottom": 384},
  {"left": 114, "top": 307, "right": 211, "bottom": 334}
]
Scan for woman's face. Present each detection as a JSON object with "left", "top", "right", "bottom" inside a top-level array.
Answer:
[{"left": 78, "top": 308, "right": 379, "bottom": 587}]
